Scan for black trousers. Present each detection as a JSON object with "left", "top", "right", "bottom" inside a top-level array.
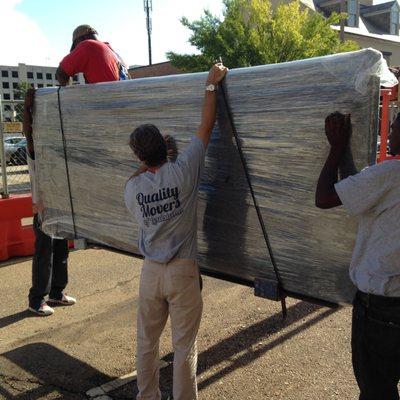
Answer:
[
  {"left": 28, "top": 214, "right": 69, "bottom": 309},
  {"left": 352, "top": 290, "right": 400, "bottom": 400}
]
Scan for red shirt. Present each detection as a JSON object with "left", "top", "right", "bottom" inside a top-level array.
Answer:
[{"left": 60, "top": 40, "right": 119, "bottom": 84}]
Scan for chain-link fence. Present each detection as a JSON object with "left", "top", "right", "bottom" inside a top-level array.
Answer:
[{"left": 0, "top": 99, "right": 31, "bottom": 197}]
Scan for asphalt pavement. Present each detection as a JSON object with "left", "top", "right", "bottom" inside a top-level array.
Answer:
[{"left": 0, "top": 249, "right": 358, "bottom": 399}]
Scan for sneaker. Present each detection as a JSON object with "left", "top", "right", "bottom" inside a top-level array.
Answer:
[
  {"left": 48, "top": 293, "right": 76, "bottom": 306},
  {"left": 28, "top": 301, "right": 54, "bottom": 316}
]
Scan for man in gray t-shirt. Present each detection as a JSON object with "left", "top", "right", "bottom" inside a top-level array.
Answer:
[
  {"left": 125, "top": 134, "right": 205, "bottom": 264},
  {"left": 124, "top": 63, "right": 227, "bottom": 400}
]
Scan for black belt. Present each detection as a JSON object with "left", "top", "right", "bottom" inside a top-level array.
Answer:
[{"left": 356, "top": 290, "right": 400, "bottom": 307}]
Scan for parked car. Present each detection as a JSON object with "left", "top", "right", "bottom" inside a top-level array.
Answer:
[{"left": 1, "top": 136, "right": 27, "bottom": 165}]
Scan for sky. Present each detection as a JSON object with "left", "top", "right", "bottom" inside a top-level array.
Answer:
[{"left": 0, "top": 0, "right": 224, "bottom": 67}]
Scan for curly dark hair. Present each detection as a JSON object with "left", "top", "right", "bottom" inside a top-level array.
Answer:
[{"left": 129, "top": 124, "right": 167, "bottom": 167}]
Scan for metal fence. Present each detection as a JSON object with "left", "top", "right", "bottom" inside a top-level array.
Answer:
[{"left": 0, "top": 99, "right": 31, "bottom": 197}]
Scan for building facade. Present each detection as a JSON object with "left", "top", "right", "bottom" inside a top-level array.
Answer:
[
  {"left": 271, "top": 0, "right": 400, "bottom": 65},
  {"left": 317, "top": 0, "right": 400, "bottom": 65},
  {"left": 128, "top": 61, "right": 183, "bottom": 79},
  {"left": 0, "top": 63, "right": 84, "bottom": 122}
]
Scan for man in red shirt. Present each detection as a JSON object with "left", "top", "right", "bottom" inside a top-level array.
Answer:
[{"left": 56, "top": 25, "right": 128, "bottom": 85}]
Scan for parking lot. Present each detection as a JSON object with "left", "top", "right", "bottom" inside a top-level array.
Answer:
[
  {"left": 0, "top": 248, "right": 358, "bottom": 399},
  {"left": 1, "top": 130, "right": 29, "bottom": 195}
]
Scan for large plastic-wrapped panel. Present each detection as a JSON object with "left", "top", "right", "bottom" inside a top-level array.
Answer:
[{"left": 33, "top": 49, "right": 393, "bottom": 304}]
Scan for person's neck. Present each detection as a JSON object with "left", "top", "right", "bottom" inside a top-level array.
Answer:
[{"left": 147, "top": 161, "right": 166, "bottom": 174}]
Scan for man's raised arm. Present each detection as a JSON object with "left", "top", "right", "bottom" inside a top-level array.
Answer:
[
  {"left": 196, "top": 63, "right": 228, "bottom": 148},
  {"left": 315, "top": 112, "right": 352, "bottom": 209},
  {"left": 23, "top": 88, "right": 35, "bottom": 158}
]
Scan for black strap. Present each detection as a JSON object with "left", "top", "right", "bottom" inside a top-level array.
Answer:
[
  {"left": 218, "top": 80, "right": 287, "bottom": 317},
  {"left": 57, "top": 86, "right": 77, "bottom": 238}
]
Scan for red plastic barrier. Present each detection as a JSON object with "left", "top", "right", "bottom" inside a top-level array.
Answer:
[
  {"left": 0, "top": 194, "right": 35, "bottom": 261},
  {"left": 378, "top": 85, "right": 400, "bottom": 163}
]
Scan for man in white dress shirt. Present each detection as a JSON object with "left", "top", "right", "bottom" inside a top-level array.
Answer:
[{"left": 316, "top": 111, "right": 400, "bottom": 400}]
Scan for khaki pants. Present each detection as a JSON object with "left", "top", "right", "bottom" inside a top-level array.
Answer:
[{"left": 136, "top": 258, "right": 203, "bottom": 400}]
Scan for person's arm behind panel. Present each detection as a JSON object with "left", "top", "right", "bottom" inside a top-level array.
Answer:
[
  {"left": 23, "top": 88, "right": 35, "bottom": 158},
  {"left": 56, "top": 66, "right": 70, "bottom": 86},
  {"left": 315, "top": 112, "right": 352, "bottom": 209}
]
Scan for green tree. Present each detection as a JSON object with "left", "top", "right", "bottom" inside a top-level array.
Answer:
[
  {"left": 167, "top": 0, "right": 359, "bottom": 72},
  {"left": 11, "top": 82, "right": 30, "bottom": 122},
  {"left": 13, "top": 82, "right": 30, "bottom": 101}
]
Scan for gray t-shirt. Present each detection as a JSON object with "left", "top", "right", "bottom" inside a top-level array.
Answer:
[
  {"left": 335, "top": 159, "right": 400, "bottom": 296},
  {"left": 124, "top": 136, "right": 205, "bottom": 263}
]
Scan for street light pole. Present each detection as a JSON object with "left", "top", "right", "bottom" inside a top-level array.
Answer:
[
  {"left": 340, "top": 0, "right": 346, "bottom": 43},
  {"left": 0, "top": 96, "right": 9, "bottom": 198},
  {"left": 144, "top": 0, "right": 153, "bottom": 65}
]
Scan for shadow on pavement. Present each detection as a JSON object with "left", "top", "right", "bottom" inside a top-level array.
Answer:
[
  {"left": 111, "top": 301, "right": 337, "bottom": 398},
  {"left": 1, "top": 342, "right": 111, "bottom": 399},
  {"left": 0, "top": 256, "right": 32, "bottom": 269},
  {"left": 197, "top": 301, "right": 337, "bottom": 391},
  {"left": 0, "top": 310, "right": 34, "bottom": 330}
]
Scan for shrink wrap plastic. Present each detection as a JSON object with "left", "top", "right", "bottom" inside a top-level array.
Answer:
[{"left": 33, "top": 49, "right": 396, "bottom": 304}]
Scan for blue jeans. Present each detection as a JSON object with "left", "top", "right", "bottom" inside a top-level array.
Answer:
[
  {"left": 352, "top": 290, "right": 400, "bottom": 400},
  {"left": 28, "top": 214, "right": 69, "bottom": 309}
]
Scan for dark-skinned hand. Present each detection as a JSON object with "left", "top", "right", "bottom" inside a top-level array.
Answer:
[
  {"left": 164, "top": 134, "right": 178, "bottom": 162},
  {"left": 325, "top": 112, "right": 352, "bottom": 149}
]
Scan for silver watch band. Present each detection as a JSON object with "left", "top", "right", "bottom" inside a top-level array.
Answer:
[{"left": 205, "top": 83, "right": 216, "bottom": 92}]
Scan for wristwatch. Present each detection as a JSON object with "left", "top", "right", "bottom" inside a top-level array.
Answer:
[{"left": 206, "top": 83, "right": 216, "bottom": 92}]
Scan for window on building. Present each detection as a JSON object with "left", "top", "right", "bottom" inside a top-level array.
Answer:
[
  {"left": 47, "top": 84, "right": 53, "bottom": 87},
  {"left": 2, "top": 82, "right": 9, "bottom": 89},
  {"left": 3, "top": 93, "right": 10, "bottom": 100},
  {"left": 37, "top": 72, "right": 43, "bottom": 80},
  {"left": 391, "top": 7, "right": 399, "bottom": 35},
  {"left": 11, "top": 71, "right": 18, "bottom": 78},
  {"left": 13, "top": 82, "right": 18, "bottom": 89},
  {"left": 46, "top": 73, "right": 52, "bottom": 80},
  {"left": 1, "top": 70, "right": 8, "bottom": 78},
  {"left": 73, "top": 75, "right": 79, "bottom": 82},
  {"left": 4, "top": 105, "right": 11, "bottom": 111},
  {"left": 38, "top": 83, "right": 44, "bottom": 88},
  {"left": 347, "top": 0, "right": 359, "bottom": 27},
  {"left": 27, "top": 72, "right": 34, "bottom": 79}
]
